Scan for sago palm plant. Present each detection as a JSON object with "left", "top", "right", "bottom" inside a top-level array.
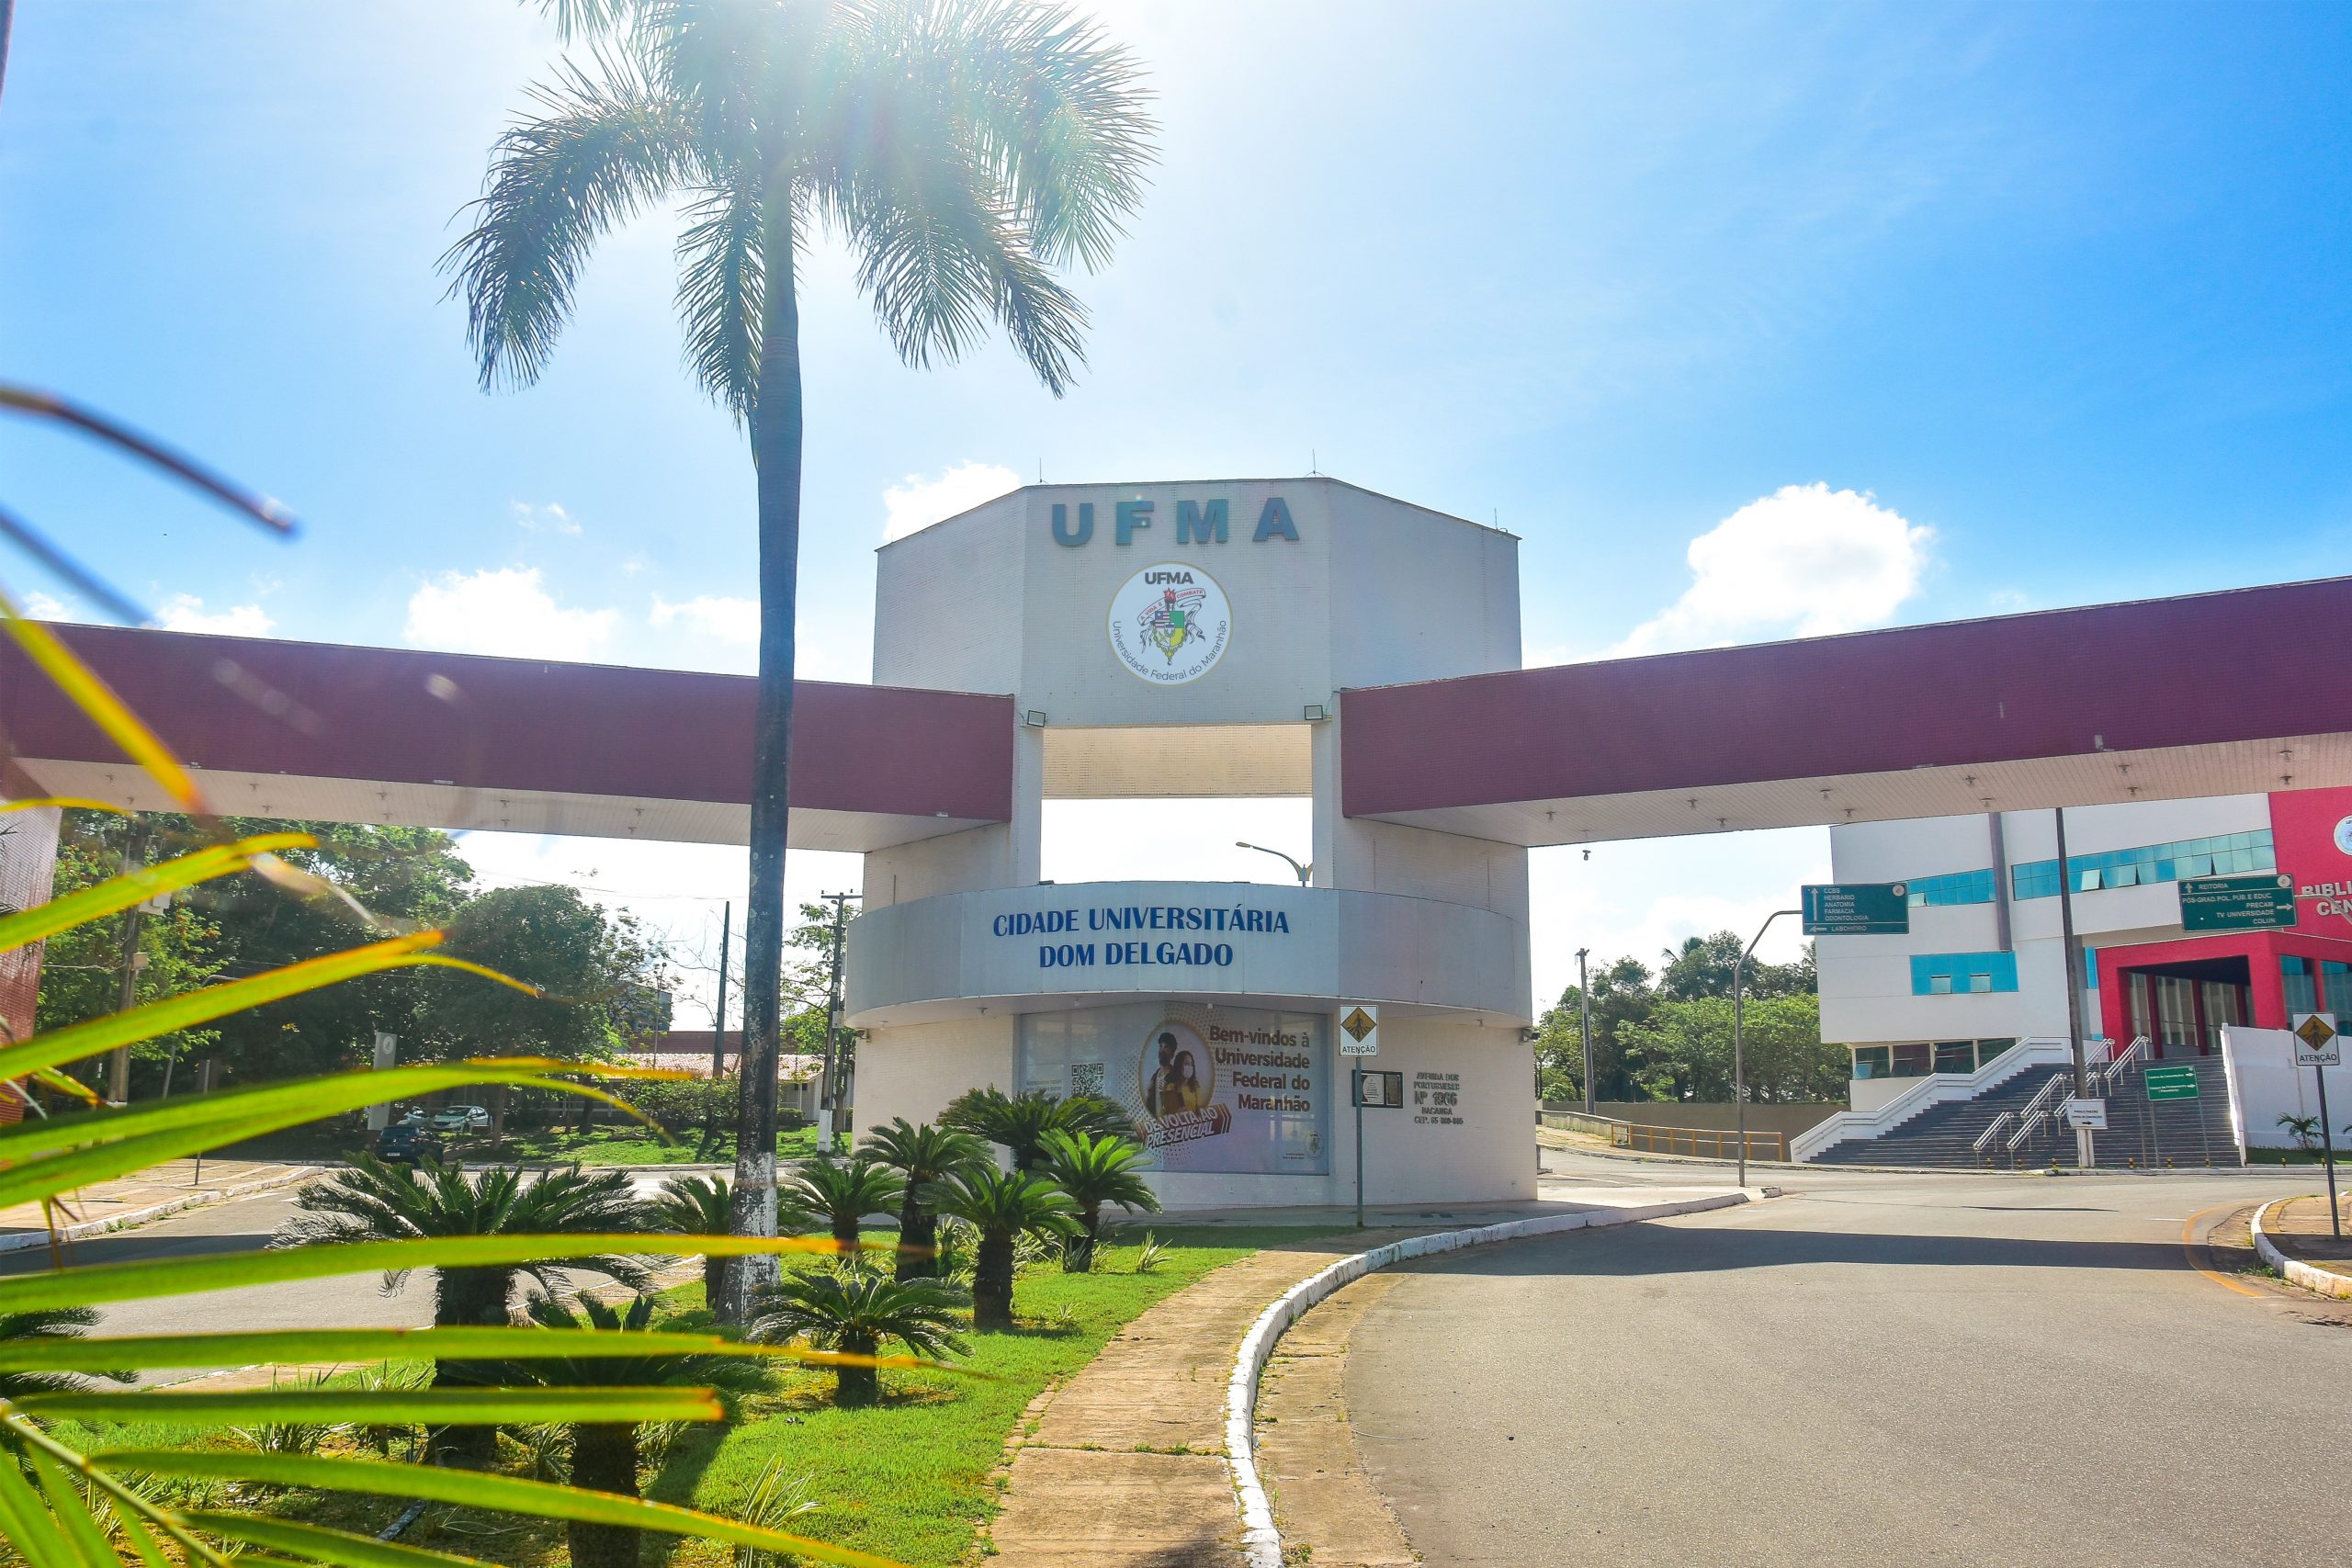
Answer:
[
  {"left": 783, "top": 1155, "right": 906, "bottom": 1256},
  {"left": 0, "top": 1308, "right": 132, "bottom": 1401},
  {"left": 1039, "top": 1129, "right": 1161, "bottom": 1272},
  {"left": 279, "top": 1155, "right": 660, "bottom": 1467},
  {"left": 940, "top": 1087, "right": 1137, "bottom": 1170},
  {"left": 748, "top": 1269, "right": 967, "bottom": 1406},
  {"left": 445, "top": 0, "right": 1155, "bottom": 1321},
  {"left": 858, "top": 1117, "right": 987, "bottom": 1280},
  {"left": 925, "top": 1168, "right": 1080, "bottom": 1328},
  {"left": 501, "top": 1292, "right": 773, "bottom": 1568},
  {"left": 651, "top": 1171, "right": 740, "bottom": 1304}
]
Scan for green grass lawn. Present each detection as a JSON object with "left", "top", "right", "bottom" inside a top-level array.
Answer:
[
  {"left": 58, "top": 1224, "right": 1336, "bottom": 1568},
  {"left": 480, "top": 1123, "right": 827, "bottom": 1167}
]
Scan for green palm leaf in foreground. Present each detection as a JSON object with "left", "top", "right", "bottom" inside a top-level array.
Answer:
[
  {"left": 0, "top": 1325, "right": 949, "bottom": 1377},
  {"left": 93, "top": 1450, "right": 909, "bottom": 1568}
]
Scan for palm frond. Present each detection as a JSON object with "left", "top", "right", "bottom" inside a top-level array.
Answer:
[
  {"left": 875, "top": 0, "right": 1157, "bottom": 270},
  {"left": 673, "top": 177, "right": 766, "bottom": 423},
  {"left": 442, "top": 51, "right": 700, "bottom": 391}
]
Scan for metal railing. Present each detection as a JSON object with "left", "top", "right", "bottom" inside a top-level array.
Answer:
[
  {"left": 1619, "top": 1123, "right": 1789, "bottom": 1162},
  {"left": 2096, "top": 1034, "right": 2149, "bottom": 1098},
  {"left": 1973, "top": 1111, "right": 2015, "bottom": 1164},
  {"left": 1538, "top": 1110, "right": 1631, "bottom": 1141},
  {"left": 2007, "top": 1071, "right": 2072, "bottom": 1152}
]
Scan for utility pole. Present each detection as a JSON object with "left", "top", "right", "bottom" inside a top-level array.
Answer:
[
  {"left": 107, "top": 819, "right": 153, "bottom": 1103},
  {"left": 1734, "top": 908, "right": 1801, "bottom": 1190},
  {"left": 2053, "top": 807, "right": 2092, "bottom": 1167},
  {"left": 820, "top": 891, "right": 857, "bottom": 1149},
  {"left": 1577, "top": 947, "right": 1594, "bottom": 1114},
  {"left": 711, "top": 900, "right": 732, "bottom": 1077}
]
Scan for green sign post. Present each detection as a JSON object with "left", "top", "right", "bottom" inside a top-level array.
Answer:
[
  {"left": 2144, "top": 1065, "right": 2200, "bottom": 1101},
  {"left": 2178, "top": 873, "right": 2296, "bottom": 933},
  {"left": 1801, "top": 883, "right": 1911, "bottom": 936}
]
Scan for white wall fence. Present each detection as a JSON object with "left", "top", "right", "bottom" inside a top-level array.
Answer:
[{"left": 2219, "top": 1026, "right": 2352, "bottom": 1155}]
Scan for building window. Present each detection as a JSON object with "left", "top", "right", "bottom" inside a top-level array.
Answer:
[
  {"left": 1853, "top": 1045, "right": 1891, "bottom": 1079},
  {"left": 2011, "top": 829, "right": 2274, "bottom": 900},
  {"left": 1933, "top": 1041, "right": 1974, "bottom": 1073},
  {"left": 1892, "top": 1043, "right": 1931, "bottom": 1077},
  {"left": 2324, "top": 961, "right": 2352, "bottom": 1021},
  {"left": 2283, "top": 956, "right": 2318, "bottom": 1015},
  {"left": 1911, "top": 952, "right": 2019, "bottom": 995},
  {"left": 1975, "top": 1037, "right": 2017, "bottom": 1066},
  {"left": 1905, "top": 868, "right": 1997, "bottom": 908}
]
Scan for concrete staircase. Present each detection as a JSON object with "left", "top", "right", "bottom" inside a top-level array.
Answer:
[
  {"left": 1807, "top": 1052, "right": 2239, "bottom": 1169},
  {"left": 1808, "top": 1068, "right": 2079, "bottom": 1168}
]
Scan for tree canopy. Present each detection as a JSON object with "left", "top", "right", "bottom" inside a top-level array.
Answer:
[
  {"left": 1533, "top": 931, "right": 1841, "bottom": 1104},
  {"left": 36, "top": 811, "right": 667, "bottom": 1093}
]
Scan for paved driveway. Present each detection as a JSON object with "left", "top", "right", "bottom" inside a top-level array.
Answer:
[{"left": 1347, "top": 1155, "right": 2351, "bottom": 1568}]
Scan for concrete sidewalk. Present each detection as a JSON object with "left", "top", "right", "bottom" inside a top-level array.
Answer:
[
  {"left": 983, "top": 1182, "right": 1740, "bottom": 1568},
  {"left": 0, "top": 1157, "right": 319, "bottom": 1255}
]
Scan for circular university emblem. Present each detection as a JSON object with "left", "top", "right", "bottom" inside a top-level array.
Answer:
[
  {"left": 1106, "top": 562, "right": 1232, "bottom": 686},
  {"left": 2333, "top": 815, "right": 2352, "bottom": 857}
]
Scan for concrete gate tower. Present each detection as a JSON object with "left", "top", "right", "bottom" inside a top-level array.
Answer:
[{"left": 847, "top": 478, "right": 1536, "bottom": 1208}]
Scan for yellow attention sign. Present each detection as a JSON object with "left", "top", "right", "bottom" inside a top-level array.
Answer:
[
  {"left": 1341, "top": 1008, "right": 1377, "bottom": 1043},
  {"left": 2296, "top": 1014, "right": 2337, "bottom": 1050}
]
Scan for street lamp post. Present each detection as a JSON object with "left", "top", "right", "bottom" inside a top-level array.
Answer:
[
  {"left": 1236, "top": 840, "right": 1311, "bottom": 886},
  {"left": 1577, "top": 947, "right": 1594, "bottom": 1115},
  {"left": 1735, "top": 908, "right": 1802, "bottom": 1190}
]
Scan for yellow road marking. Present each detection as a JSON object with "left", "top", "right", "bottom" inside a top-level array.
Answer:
[{"left": 2181, "top": 1204, "right": 2265, "bottom": 1297}]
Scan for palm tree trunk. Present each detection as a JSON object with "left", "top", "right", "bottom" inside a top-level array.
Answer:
[
  {"left": 567, "top": 1421, "right": 643, "bottom": 1568},
  {"left": 836, "top": 1328, "right": 879, "bottom": 1405},
  {"left": 720, "top": 173, "right": 805, "bottom": 1326},
  {"left": 1065, "top": 1203, "right": 1102, "bottom": 1273},
  {"left": 974, "top": 1231, "right": 1014, "bottom": 1328},
  {"left": 896, "top": 1192, "right": 934, "bottom": 1281},
  {"left": 429, "top": 1267, "right": 509, "bottom": 1467}
]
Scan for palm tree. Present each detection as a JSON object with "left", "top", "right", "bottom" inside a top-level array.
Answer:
[
  {"left": 277, "top": 1156, "right": 655, "bottom": 1462},
  {"left": 926, "top": 1167, "right": 1079, "bottom": 1327},
  {"left": 0, "top": 1308, "right": 132, "bottom": 1401},
  {"left": 748, "top": 1268, "right": 968, "bottom": 1405},
  {"left": 858, "top": 1117, "right": 987, "bottom": 1280},
  {"left": 649, "top": 1172, "right": 739, "bottom": 1304},
  {"left": 501, "top": 1292, "right": 769, "bottom": 1568},
  {"left": 940, "top": 1087, "right": 1138, "bottom": 1170},
  {"left": 1039, "top": 1129, "right": 1159, "bottom": 1272},
  {"left": 783, "top": 1154, "right": 904, "bottom": 1258},
  {"left": 447, "top": 0, "right": 1154, "bottom": 1324}
]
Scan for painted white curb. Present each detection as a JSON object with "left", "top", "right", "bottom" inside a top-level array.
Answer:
[
  {"left": 1224, "top": 1191, "right": 1753, "bottom": 1567},
  {"left": 0, "top": 1166, "right": 322, "bottom": 1256},
  {"left": 2250, "top": 1196, "right": 2352, "bottom": 1301}
]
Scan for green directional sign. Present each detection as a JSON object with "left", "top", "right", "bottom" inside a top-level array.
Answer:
[
  {"left": 2178, "top": 872, "right": 2296, "bottom": 933},
  {"left": 2144, "top": 1064, "right": 2200, "bottom": 1101},
  {"left": 1801, "top": 882, "right": 1911, "bottom": 936}
]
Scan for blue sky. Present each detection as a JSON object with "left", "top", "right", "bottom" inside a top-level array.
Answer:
[{"left": 4, "top": 1, "right": 2348, "bottom": 1018}]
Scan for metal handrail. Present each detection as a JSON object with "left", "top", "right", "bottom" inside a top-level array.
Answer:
[
  {"left": 1621, "top": 1123, "right": 1790, "bottom": 1162},
  {"left": 2097, "top": 1034, "right": 2149, "bottom": 1097},
  {"left": 2007, "top": 1072, "right": 2071, "bottom": 1150},
  {"left": 1972, "top": 1111, "right": 2015, "bottom": 1161}
]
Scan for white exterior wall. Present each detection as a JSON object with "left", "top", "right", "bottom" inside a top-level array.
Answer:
[
  {"left": 1821, "top": 795, "right": 2275, "bottom": 1107},
  {"left": 853, "top": 1015, "right": 1017, "bottom": 1136},
  {"left": 852, "top": 479, "right": 1532, "bottom": 1207}
]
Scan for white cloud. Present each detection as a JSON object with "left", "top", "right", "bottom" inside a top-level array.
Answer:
[
  {"left": 512, "top": 501, "right": 580, "bottom": 536},
  {"left": 650, "top": 593, "right": 759, "bottom": 646},
  {"left": 155, "top": 593, "right": 275, "bottom": 637},
  {"left": 1612, "top": 483, "right": 1934, "bottom": 658},
  {"left": 22, "top": 591, "right": 77, "bottom": 622},
  {"left": 881, "top": 461, "right": 1020, "bottom": 542},
  {"left": 404, "top": 567, "right": 618, "bottom": 660}
]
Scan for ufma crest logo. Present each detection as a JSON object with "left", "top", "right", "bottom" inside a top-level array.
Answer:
[{"left": 1106, "top": 562, "right": 1231, "bottom": 685}]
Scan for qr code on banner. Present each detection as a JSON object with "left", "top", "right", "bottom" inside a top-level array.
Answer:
[{"left": 1070, "top": 1062, "right": 1106, "bottom": 1098}]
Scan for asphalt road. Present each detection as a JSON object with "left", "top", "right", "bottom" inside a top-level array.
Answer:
[{"left": 1348, "top": 1151, "right": 2351, "bottom": 1568}]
